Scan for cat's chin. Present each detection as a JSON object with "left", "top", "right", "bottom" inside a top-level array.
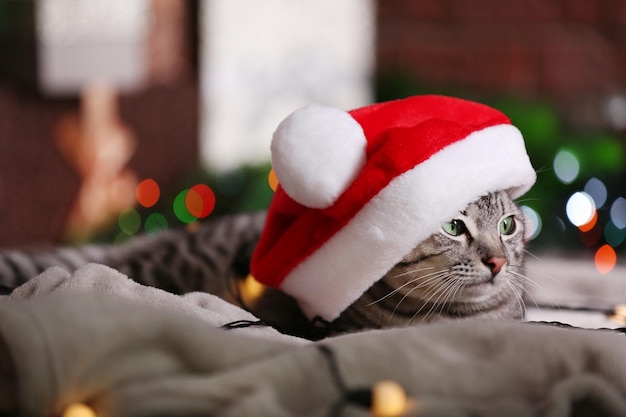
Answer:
[{"left": 454, "top": 276, "right": 511, "bottom": 302}]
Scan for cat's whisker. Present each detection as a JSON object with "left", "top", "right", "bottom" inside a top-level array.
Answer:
[
  {"left": 503, "top": 279, "right": 526, "bottom": 319},
  {"left": 508, "top": 270, "right": 553, "bottom": 306},
  {"left": 521, "top": 249, "right": 544, "bottom": 262},
  {"left": 390, "top": 265, "right": 439, "bottom": 279},
  {"left": 508, "top": 269, "right": 543, "bottom": 291},
  {"left": 364, "top": 269, "right": 449, "bottom": 307},
  {"left": 446, "top": 279, "right": 465, "bottom": 310},
  {"left": 389, "top": 271, "right": 449, "bottom": 317},
  {"left": 519, "top": 251, "right": 576, "bottom": 289},
  {"left": 508, "top": 269, "right": 562, "bottom": 312},
  {"left": 389, "top": 271, "right": 450, "bottom": 317},
  {"left": 413, "top": 277, "right": 460, "bottom": 325},
  {"left": 519, "top": 286, "right": 545, "bottom": 313},
  {"left": 404, "top": 273, "right": 457, "bottom": 324},
  {"left": 514, "top": 197, "right": 542, "bottom": 205},
  {"left": 528, "top": 164, "right": 551, "bottom": 175},
  {"left": 428, "top": 278, "right": 463, "bottom": 323},
  {"left": 508, "top": 267, "right": 548, "bottom": 294}
]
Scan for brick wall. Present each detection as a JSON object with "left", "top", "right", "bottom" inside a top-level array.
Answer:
[{"left": 376, "top": 0, "right": 626, "bottom": 128}]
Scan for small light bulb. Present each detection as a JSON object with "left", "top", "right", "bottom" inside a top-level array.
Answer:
[
  {"left": 614, "top": 304, "right": 626, "bottom": 317},
  {"left": 371, "top": 380, "right": 407, "bottom": 417},
  {"left": 609, "top": 304, "right": 626, "bottom": 325},
  {"left": 240, "top": 274, "right": 265, "bottom": 301},
  {"left": 268, "top": 169, "right": 279, "bottom": 191},
  {"left": 62, "top": 403, "right": 97, "bottom": 417}
]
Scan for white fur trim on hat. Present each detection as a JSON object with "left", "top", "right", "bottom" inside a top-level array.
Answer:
[
  {"left": 271, "top": 104, "right": 367, "bottom": 209},
  {"left": 280, "top": 124, "right": 536, "bottom": 321}
]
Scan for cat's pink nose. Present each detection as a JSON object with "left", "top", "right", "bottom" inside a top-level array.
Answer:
[{"left": 484, "top": 257, "right": 506, "bottom": 276}]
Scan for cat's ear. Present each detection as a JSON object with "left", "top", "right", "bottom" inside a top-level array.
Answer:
[{"left": 271, "top": 104, "right": 367, "bottom": 209}]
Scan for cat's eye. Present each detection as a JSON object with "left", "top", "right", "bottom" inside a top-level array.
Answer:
[
  {"left": 442, "top": 219, "right": 466, "bottom": 236},
  {"left": 499, "top": 215, "right": 517, "bottom": 235}
]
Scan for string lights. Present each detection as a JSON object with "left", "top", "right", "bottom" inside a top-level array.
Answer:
[
  {"left": 371, "top": 380, "right": 410, "bottom": 417},
  {"left": 609, "top": 305, "right": 626, "bottom": 325},
  {"left": 528, "top": 135, "right": 626, "bottom": 275},
  {"left": 116, "top": 178, "right": 223, "bottom": 242},
  {"left": 62, "top": 403, "right": 97, "bottom": 417},
  {"left": 239, "top": 274, "right": 266, "bottom": 303},
  {"left": 136, "top": 178, "right": 161, "bottom": 208},
  {"left": 268, "top": 168, "right": 279, "bottom": 191}
]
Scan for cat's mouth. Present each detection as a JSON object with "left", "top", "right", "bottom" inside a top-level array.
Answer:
[{"left": 452, "top": 271, "right": 507, "bottom": 299}]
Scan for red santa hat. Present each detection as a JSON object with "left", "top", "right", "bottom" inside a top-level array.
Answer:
[{"left": 250, "top": 95, "right": 536, "bottom": 322}]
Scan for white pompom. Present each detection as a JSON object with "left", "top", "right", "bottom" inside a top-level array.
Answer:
[{"left": 271, "top": 104, "right": 367, "bottom": 209}]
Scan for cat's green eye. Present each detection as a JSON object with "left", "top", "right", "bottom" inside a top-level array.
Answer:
[
  {"left": 442, "top": 219, "right": 466, "bottom": 236},
  {"left": 499, "top": 215, "right": 516, "bottom": 235}
]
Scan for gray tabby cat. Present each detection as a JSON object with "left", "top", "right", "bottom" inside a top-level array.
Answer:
[
  {"left": 249, "top": 190, "right": 529, "bottom": 337},
  {"left": 0, "top": 190, "right": 528, "bottom": 339},
  {"left": 327, "top": 190, "right": 528, "bottom": 335}
]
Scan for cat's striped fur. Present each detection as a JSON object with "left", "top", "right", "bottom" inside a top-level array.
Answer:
[
  {"left": 0, "top": 191, "right": 528, "bottom": 339},
  {"left": 0, "top": 212, "right": 266, "bottom": 302}
]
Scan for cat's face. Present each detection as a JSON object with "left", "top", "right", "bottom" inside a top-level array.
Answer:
[
  {"left": 394, "top": 190, "right": 526, "bottom": 305},
  {"left": 333, "top": 190, "right": 528, "bottom": 333}
]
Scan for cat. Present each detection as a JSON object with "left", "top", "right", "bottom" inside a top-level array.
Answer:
[
  {"left": 248, "top": 190, "right": 529, "bottom": 338},
  {"left": 0, "top": 190, "right": 529, "bottom": 339},
  {"left": 327, "top": 190, "right": 528, "bottom": 335}
]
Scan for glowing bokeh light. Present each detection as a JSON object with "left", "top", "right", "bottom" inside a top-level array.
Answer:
[
  {"left": 578, "top": 211, "right": 598, "bottom": 233},
  {"left": 184, "top": 190, "right": 203, "bottom": 220},
  {"left": 565, "top": 192, "right": 596, "bottom": 227},
  {"left": 521, "top": 205, "right": 542, "bottom": 240},
  {"left": 62, "top": 403, "right": 97, "bottom": 417},
  {"left": 268, "top": 168, "right": 279, "bottom": 192},
  {"left": 371, "top": 380, "right": 408, "bottom": 417},
  {"left": 136, "top": 178, "right": 160, "bottom": 208},
  {"left": 606, "top": 94, "right": 626, "bottom": 130},
  {"left": 610, "top": 197, "right": 626, "bottom": 229},
  {"left": 144, "top": 212, "right": 168, "bottom": 234},
  {"left": 118, "top": 207, "right": 141, "bottom": 235},
  {"left": 185, "top": 184, "right": 216, "bottom": 219},
  {"left": 594, "top": 244, "right": 617, "bottom": 274},
  {"left": 173, "top": 190, "right": 197, "bottom": 224},
  {"left": 605, "top": 221, "right": 626, "bottom": 248},
  {"left": 240, "top": 274, "right": 265, "bottom": 302},
  {"left": 583, "top": 177, "right": 607, "bottom": 209},
  {"left": 553, "top": 149, "right": 579, "bottom": 184}
]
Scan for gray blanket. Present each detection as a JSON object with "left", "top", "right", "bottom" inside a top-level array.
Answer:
[{"left": 1, "top": 264, "right": 626, "bottom": 417}]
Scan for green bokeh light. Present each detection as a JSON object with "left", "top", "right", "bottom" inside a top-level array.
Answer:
[
  {"left": 145, "top": 213, "right": 168, "bottom": 234},
  {"left": 605, "top": 221, "right": 626, "bottom": 248},
  {"left": 173, "top": 189, "right": 197, "bottom": 224},
  {"left": 118, "top": 207, "right": 141, "bottom": 235}
]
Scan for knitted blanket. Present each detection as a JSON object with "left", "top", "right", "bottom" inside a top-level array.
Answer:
[{"left": 1, "top": 264, "right": 626, "bottom": 417}]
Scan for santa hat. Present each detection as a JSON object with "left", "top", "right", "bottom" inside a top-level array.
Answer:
[{"left": 250, "top": 95, "right": 536, "bottom": 322}]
